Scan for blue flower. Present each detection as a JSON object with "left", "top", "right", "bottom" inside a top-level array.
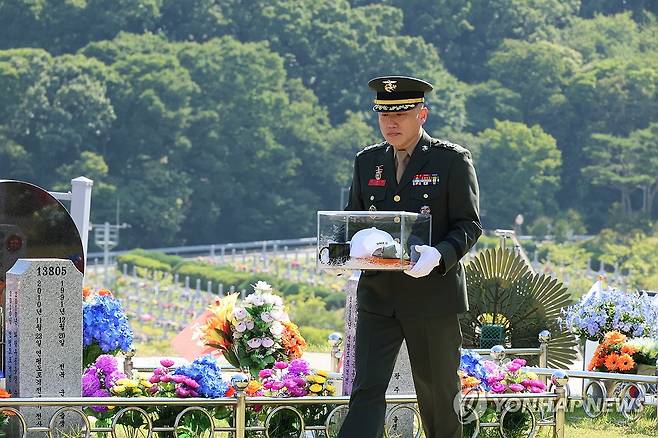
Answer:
[
  {"left": 174, "top": 355, "right": 229, "bottom": 398},
  {"left": 460, "top": 350, "right": 491, "bottom": 391},
  {"left": 83, "top": 296, "right": 133, "bottom": 353}
]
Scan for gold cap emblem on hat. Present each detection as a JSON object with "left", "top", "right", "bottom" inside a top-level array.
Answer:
[{"left": 382, "top": 80, "right": 397, "bottom": 92}]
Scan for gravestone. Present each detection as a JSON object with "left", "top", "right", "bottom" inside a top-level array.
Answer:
[
  {"left": 342, "top": 272, "right": 417, "bottom": 437},
  {"left": 5, "top": 259, "right": 83, "bottom": 436}
]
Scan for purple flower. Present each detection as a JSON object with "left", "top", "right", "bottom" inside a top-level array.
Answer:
[
  {"left": 271, "top": 381, "right": 285, "bottom": 391},
  {"left": 82, "top": 372, "right": 101, "bottom": 396},
  {"left": 491, "top": 383, "right": 507, "bottom": 393},
  {"left": 284, "top": 379, "right": 298, "bottom": 389},
  {"left": 106, "top": 370, "right": 126, "bottom": 387},
  {"left": 95, "top": 355, "right": 119, "bottom": 375},
  {"left": 176, "top": 387, "right": 190, "bottom": 397},
  {"left": 288, "top": 359, "right": 310, "bottom": 376},
  {"left": 172, "top": 375, "right": 186, "bottom": 384},
  {"left": 290, "top": 387, "right": 308, "bottom": 397},
  {"left": 259, "top": 369, "right": 273, "bottom": 379}
]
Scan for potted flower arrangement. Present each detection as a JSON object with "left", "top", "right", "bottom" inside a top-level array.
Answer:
[
  {"left": 246, "top": 359, "right": 336, "bottom": 437},
  {"left": 146, "top": 356, "right": 233, "bottom": 438},
  {"left": 197, "top": 281, "right": 306, "bottom": 377},
  {"left": 559, "top": 288, "right": 658, "bottom": 342},
  {"left": 82, "top": 287, "right": 133, "bottom": 367},
  {"left": 459, "top": 350, "right": 546, "bottom": 438},
  {"left": 626, "top": 337, "right": 658, "bottom": 375}
]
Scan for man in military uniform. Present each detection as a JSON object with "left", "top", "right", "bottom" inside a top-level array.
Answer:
[{"left": 338, "top": 76, "right": 482, "bottom": 438}]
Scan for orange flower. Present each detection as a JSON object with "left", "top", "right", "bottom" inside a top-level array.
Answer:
[
  {"left": 604, "top": 353, "right": 620, "bottom": 371},
  {"left": 0, "top": 389, "right": 10, "bottom": 398},
  {"left": 246, "top": 381, "right": 262, "bottom": 396},
  {"left": 617, "top": 353, "right": 635, "bottom": 372},
  {"left": 588, "top": 354, "right": 605, "bottom": 371},
  {"left": 98, "top": 289, "right": 113, "bottom": 297},
  {"left": 281, "top": 321, "right": 307, "bottom": 359},
  {"left": 82, "top": 286, "right": 91, "bottom": 299},
  {"left": 621, "top": 344, "right": 638, "bottom": 356},
  {"left": 604, "top": 331, "right": 626, "bottom": 347}
]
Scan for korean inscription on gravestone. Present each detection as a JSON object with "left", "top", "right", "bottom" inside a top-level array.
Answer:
[{"left": 5, "top": 259, "right": 83, "bottom": 436}]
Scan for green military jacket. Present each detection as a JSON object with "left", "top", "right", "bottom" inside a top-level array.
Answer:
[{"left": 345, "top": 130, "right": 482, "bottom": 317}]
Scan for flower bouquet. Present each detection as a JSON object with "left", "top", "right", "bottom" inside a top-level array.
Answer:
[
  {"left": 244, "top": 359, "right": 336, "bottom": 437},
  {"left": 83, "top": 287, "right": 133, "bottom": 367},
  {"left": 460, "top": 350, "right": 546, "bottom": 438},
  {"left": 626, "top": 337, "right": 658, "bottom": 374},
  {"left": 197, "top": 281, "right": 306, "bottom": 376},
  {"left": 148, "top": 356, "right": 232, "bottom": 438},
  {"left": 588, "top": 331, "right": 639, "bottom": 373},
  {"left": 559, "top": 287, "right": 658, "bottom": 342},
  {"left": 82, "top": 354, "right": 127, "bottom": 435}
]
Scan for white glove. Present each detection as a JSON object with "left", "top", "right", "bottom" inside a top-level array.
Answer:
[{"left": 404, "top": 245, "right": 441, "bottom": 278}]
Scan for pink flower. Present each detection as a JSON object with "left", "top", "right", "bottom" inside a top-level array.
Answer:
[
  {"left": 530, "top": 386, "right": 543, "bottom": 393},
  {"left": 161, "top": 375, "right": 172, "bottom": 383},
  {"left": 172, "top": 375, "right": 186, "bottom": 384},
  {"left": 491, "top": 383, "right": 507, "bottom": 393},
  {"left": 274, "top": 361, "right": 288, "bottom": 369},
  {"left": 160, "top": 359, "right": 175, "bottom": 368},
  {"left": 512, "top": 358, "right": 527, "bottom": 366},
  {"left": 176, "top": 387, "right": 190, "bottom": 397},
  {"left": 271, "top": 381, "right": 285, "bottom": 391},
  {"left": 509, "top": 383, "right": 524, "bottom": 392},
  {"left": 184, "top": 378, "right": 200, "bottom": 389},
  {"left": 506, "top": 362, "right": 522, "bottom": 373},
  {"left": 259, "top": 369, "right": 273, "bottom": 379},
  {"left": 263, "top": 380, "right": 273, "bottom": 390}
]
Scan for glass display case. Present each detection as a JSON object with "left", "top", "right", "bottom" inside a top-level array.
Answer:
[{"left": 317, "top": 211, "right": 431, "bottom": 270}]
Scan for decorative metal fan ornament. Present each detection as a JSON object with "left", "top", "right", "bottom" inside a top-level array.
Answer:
[{"left": 460, "top": 248, "right": 578, "bottom": 369}]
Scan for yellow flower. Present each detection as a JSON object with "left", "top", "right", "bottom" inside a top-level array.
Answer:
[
  {"left": 526, "top": 372, "right": 538, "bottom": 380},
  {"left": 326, "top": 384, "right": 335, "bottom": 394},
  {"left": 115, "top": 378, "right": 131, "bottom": 385},
  {"left": 124, "top": 380, "right": 138, "bottom": 388},
  {"left": 316, "top": 370, "right": 328, "bottom": 377},
  {"left": 315, "top": 376, "right": 327, "bottom": 384},
  {"left": 309, "top": 384, "right": 323, "bottom": 393},
  {"left": 140, "top": 380, "right": 153, "bottom": 388},
  {"left": 113, "top": 385, "right": 126, "bottom": 394}
]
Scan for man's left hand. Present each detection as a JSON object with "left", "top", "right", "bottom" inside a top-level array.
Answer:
[{"left": 404, "top": 245, "right": 441, "bottom": 278}]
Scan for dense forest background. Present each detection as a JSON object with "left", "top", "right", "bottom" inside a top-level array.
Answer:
[{"left": 0, "top": 0, "right": 656, "bottom": 249}]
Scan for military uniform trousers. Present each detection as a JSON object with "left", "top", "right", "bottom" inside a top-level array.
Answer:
[{"left": 338, "top": 274, "right": 463, "bottom": 438}]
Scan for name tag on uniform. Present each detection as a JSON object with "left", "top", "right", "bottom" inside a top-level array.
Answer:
[
  {"left": 413, "top": 173, "right": 439, "bottom": 186},
  {"left": 368, "top": 179, "right": 386, "bottom": 187}
]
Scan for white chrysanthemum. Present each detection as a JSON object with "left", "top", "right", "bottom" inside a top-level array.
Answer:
[
  {"left": 270, "top": 321, "right": 284, "bottom": 337},
  {"left": 253, "top": 281, "right": 273, "bottom": 293},
  {"left": 261, "top": 312, "right": 274, "bottom": 323}
]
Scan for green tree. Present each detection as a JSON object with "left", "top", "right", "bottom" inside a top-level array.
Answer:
[
  {"left": 583, "top": 123, "right": 658, "bottom": 220},
  {"left": 370, "top": 0, "right": 580, "bottom": 82},
  {"left": 54, "top": 151, "right": 117, "bottom": 224},
  {"left": 477, "top": 120, "right": 562, "bottom": 228},
  {"left": 487, "top": 39, "right": 582, "bottom": 132},
  {"left": 2, "top": 54, "right": 116, "bottom": 187},
  {"left": 464, "top": 80, "right": 522, "bottom": 133}
]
